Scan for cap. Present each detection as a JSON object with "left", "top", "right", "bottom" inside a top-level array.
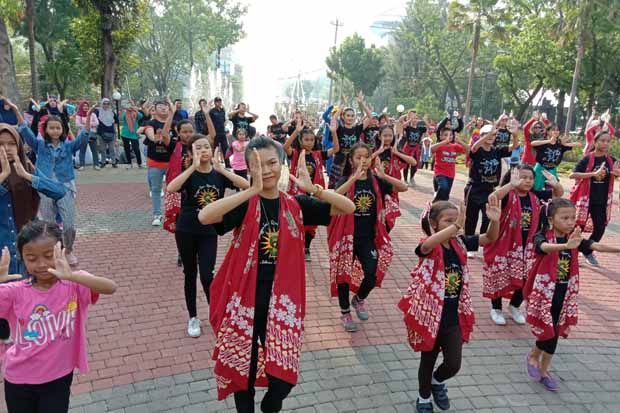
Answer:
[{"left": 480, "top": 124, "right": 493, "bottom": 135}]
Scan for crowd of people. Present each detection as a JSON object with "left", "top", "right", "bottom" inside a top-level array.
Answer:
[{"left": 0, "top": 91, "right": 619, "bottom": 413}]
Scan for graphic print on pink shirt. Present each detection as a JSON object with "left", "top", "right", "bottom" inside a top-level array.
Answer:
[{"left": 17, "top": 295, "right": 79, "bottom": 346}]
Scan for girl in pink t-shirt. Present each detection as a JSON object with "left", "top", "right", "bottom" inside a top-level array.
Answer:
[
  {"left": 230, "top": 128, "right": 249, "bottom": 183},
  {"left": 0, "top": 220, "right": 117, "bottom": 413}
]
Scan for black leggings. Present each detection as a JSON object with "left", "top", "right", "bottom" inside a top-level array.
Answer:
[
  {"left": 536, "top": 283, "right": 567, "bottom": 355},
  {"left": 418, "top": 324, "right": 462, "bottom": 399},
  {"left": 234, "top": 280, "right": 294, "bottom": 412},
  {"left": 0, "top": 318, "right": 9, "bottom": 340},
  {"left": 234, "top": 170, "right": 247, "bottom": 192},
  {"left": 404, "top": 165, "right": 417, "bottom": 181},
  {"left": 491, "top": 289, "right": 524, "bottom": 310},
  {"left": 122, "top": 137, "right": 142, "bottom": 165},
  {"left": 337, "top": 237, "right": 378, "bottom": 311},
  {"left": 175, "top": 231, "right": 217, "bottom": 318},
  {"left": 587, "top": 203, "right": 607, "bottom": 243},
  {"left": 5, "top": 372, "right": 73, "bottom": 413},
  {"left": 464, "top": 184, "right": 491, "bottom": 236},
  {"left": 304, "top": 231, "right": 314, "bottom": 250}
]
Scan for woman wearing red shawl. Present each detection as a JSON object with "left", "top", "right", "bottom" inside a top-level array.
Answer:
[
  {"left": 523, "top": 198, "right": 620, "bottom": 392},
  {"left": 283, "top": 117, "right": 340, "bottom": 262},
  {"left": 329, "top": 142, "right": 408, "bottom": 332},
  {"left": 398, "top": 199, "right": 500, "bottom": 413},
  {"left": 398, "top": 110, "right": 427, "bottom": 185},
  {"left": 483, "top": 165, "right": 563, "bottom": 326},
  {"left": 198, "top": 137, "right": 354, "bottom": 412},
  {"left": 371, "top": 125, "right": 416, "bottom": 231},
  {"left": 583, "top": 109, "right": 615, "bottom": 154},
  {"left": 569, "top": 130, "right": 619, "bottom": 267},
  {"left": 521, "top": 111, "right": 551, "bottom": 165}
]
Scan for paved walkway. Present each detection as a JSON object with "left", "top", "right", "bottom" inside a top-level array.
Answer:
[{"left": 2, "top": 166, "right": 620, "bottom": 412}]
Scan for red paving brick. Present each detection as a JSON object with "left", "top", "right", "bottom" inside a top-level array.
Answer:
[{"left": 4, "top": 172, "right": 620, "bottom": 397}]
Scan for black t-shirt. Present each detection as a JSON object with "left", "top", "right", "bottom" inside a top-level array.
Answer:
[
  {"left": 520, "top": 195, "right": 533, "bottom": 243},
  {"left": 214, "top": 195, "right": 332, "bottom": 280},
  {"left": 363, "top": 127, "right": 380, "bottom": 151},
  {"left": 535, "top": 142, "right": 571, "bottom": 169},
  {"left": 415, "top": 235, "right": 479, "bottom": 327},
  {"left": 143, "top": 119, "right": 175, "bottom": 162},
  {"left": 336, "top": 124, "right": 364, "bottom": 158},
  {"left": 231, "top": 114, "right": 255, "bottom": 136},
  {"left": 469, "top": 147, "right": 510, "bottom": 188},
  {"left": 269, "top": 122, "right": 286, "bottom": 143},
  {"left": 337, "top": 176, "right": 392, "bottom": 240},
  {"left": 495, "top": 128, "right": 512, "bottom": 153},
  {"left": 379, "top": 150, "right": 398, "bottom": 174},
  {"left": 534, "top": 233, "right": 594, "bottom": 281},
  {"left": 138, "top": 110, "right": 151, "bottom": 127},
  {"left": 304, "top": 150, "right": 329, "bottom": 179},
  {"left": 574, "top": 155, "right": 615, "bottom": 205},
  {"left": 209, "top": 107, "right": 227, "bottom": 136},
  {"left": 404, "top": 125, "right": 427, "bottom": 146},
  {"left": 176, "top": 170, "right": 235, "bottom": 235}
]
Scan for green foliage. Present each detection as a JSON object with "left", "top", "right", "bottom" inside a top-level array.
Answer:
[{"left": 326, "top": 33, "right": 384, "bottom": 97}]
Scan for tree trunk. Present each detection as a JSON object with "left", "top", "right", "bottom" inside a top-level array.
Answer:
[
  {"left": 26, "top": 0, "right": 39, "bottom": 98},
  {"left": 0, "top": 17, "right": 20, "bottom": 101},
  {"left": 464, "top": 14, "right": 481, "bottom": 121},
  {"left": 556, "top": 91, "right": 566, "bottom": 129},
  {"left": 516, "top": 79, "right": 544, "bottom": 121},
  {"left": 100, "top": 7, "right": 117, "bottom": 98},
  {"left": 565, "top": 0, "right": 592, "bottom": 133}
]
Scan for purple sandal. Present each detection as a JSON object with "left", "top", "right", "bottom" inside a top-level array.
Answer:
[
  {"left": 540, "top": 374, "right": 559, "bottom": 391},
  {"left": 525, "top": 352, "right": 541, "bottom": 381}
]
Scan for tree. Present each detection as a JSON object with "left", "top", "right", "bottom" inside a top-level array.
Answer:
[
  {"left": 326, "top": 33, "right": 384, "bottom": 97},
  {"left": 0, "top": 0, "right": 21, "bottom": 100},
  {"left": 25, "top": 0, "right": 38, "bottom": 97}
]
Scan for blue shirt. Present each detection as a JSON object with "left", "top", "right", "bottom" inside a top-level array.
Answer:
[
  {"left": 18, "top": 123, "right": 87, "bottom": 184},
  {"left": 0, "top": 170, "right": 66, "bottom": 274}
]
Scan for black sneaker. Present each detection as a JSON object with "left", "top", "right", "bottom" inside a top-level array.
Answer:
[
  {"left": 584, "top": 253, "right": 599, "bottom": 267},
  {"left": 416, "top": 399, "right": 434, "bottom": 413},
  {"left": 431, "top": 383, "right": 450, "bottom": 410}
]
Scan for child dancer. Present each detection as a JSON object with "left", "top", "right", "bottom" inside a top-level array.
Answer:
[
  {"left": 399, "top": 199, "right": 500, "bottom": 413},
  {"left": 329, "top": 142, "right": 408, "bottom": 332},
  {"left": 231, "top": 128, "right": 250, "bottom": 182},
  {"left": 284, "top": 118, "right": 340, "bottom": 261},
  {"left": 523, "top": 198, "right": 620, "bottom": 391},
  {"left": 483, "top": 166, "right": 563, "bottom": 326},
  {"left": 431, "top": 128, "right": 469, "bottom": 202},
  {"left": 372, "top": 125, "right": 416, "bottom": 231},
  {"left": 198, "top": 137, "right": 354, "bottom": 412},
  {"left": 420, "top": 137, "right": 432, "bottom": 170},
  {"left": 0, "top": 220, "right": 117, "bottom": 413},
  {"left": 569, "top": 130, "right": 619, "bottom": 266},
  {"left": 399, "top": 110, "right": 427, "bottom": 185},
  {"left": 167, "top": 135, "right": 249, "bottom": 338},
  {"left": 12, "top": 99, "right": 87, "bottom": 266},
  {"left": 521, "top": 112, "right": 550, "bottom": 165}
]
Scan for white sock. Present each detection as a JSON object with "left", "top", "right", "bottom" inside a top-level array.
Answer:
[
  {"left": 418, "top": 395, "right": 431, "bottom": 403},
  {"left": 431, "top": 376, "right": 443, "bottom": 386}
]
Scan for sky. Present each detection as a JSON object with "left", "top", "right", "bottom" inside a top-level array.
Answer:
[{"left": 233, "top": 0, "right": 408, "bottom": 130}]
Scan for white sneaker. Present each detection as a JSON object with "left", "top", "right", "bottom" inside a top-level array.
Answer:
[
  {"left": 490, "top": 309, "right": 507, "bottom": 326},
  {"left": 148, "top": 191, "right": 152, "bottom": 198},
  {"left": 160, "top": 190, "right": 164, "bottom": 197},
  {"left": 187, "top": 317, "right": 201, "bottom": 338},
  {"left": 467, "top": 251, "right": 477, "bottom": 259},
  {"left": 509, "top": 305, "right": 526, "bottom": 325},
  {"left": 151, "top": 216, "right": 162, "bottom": 226}
]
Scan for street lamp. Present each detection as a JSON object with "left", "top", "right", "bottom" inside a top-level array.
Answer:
[{"left": 112, "top": 90, "right": 121, "bottom": 139}]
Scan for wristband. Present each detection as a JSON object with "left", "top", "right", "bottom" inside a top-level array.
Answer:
[{"left": 310, "top": 184, "right": 324, "bottom": 198}]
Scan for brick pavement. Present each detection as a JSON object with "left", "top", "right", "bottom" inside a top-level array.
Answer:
[{"left": 1, "top": 166, "right": 619, "bottom": 412}]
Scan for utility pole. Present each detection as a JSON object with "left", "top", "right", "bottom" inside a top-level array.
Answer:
[
  {"left": 188, "top": 0, "right": 194, "bottom": 68},
  {"left": 327, "top": 19, "right": 343, "bottom": 105}
]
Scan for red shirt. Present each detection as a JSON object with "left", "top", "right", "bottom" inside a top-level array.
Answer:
[{"left": 434, "top": 143, "right": 465, "bottom": 178}]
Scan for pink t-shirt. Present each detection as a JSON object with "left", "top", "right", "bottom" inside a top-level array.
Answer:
[
  {"left": 0, "top": 271, "right": 99, "bottom": 384},
  {"left": 231, "top": 140, "right": 249, "bottom": 171}
]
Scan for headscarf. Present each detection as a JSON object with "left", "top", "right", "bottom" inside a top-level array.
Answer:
[
  {"left": 98, "top": 98, "right": 115, "bottom": 127},
  {"left": 77, "top": 100, "right": 89, "bottom": 117},
  {"left": 0, "top": 123, "right": 40, "bottom": 231}
]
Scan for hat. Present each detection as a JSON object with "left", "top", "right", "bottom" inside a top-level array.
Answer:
[{"left": 480, "top": 124, "right": 494, "bottom": 135}]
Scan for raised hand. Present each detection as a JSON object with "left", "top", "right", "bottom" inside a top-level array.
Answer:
[
  {"left": 485, "top": 194, "right": 501, "bottom": 222},
  {"left": 212, "top": 147, "right": 224, "bottom": 172},
  {"left": 191, "top": 145, "right": 202, "bottom": 169},
  {"left": 47, "top": 242, "right": 74, "bottom": 279},
  {"left": 356, "top": 91, "right": 364, "bottom": 103},
  {"left": 566, "top": 227, "right": 583, "bottom": 249},
  {"left": 0, "top": 247, "right": 22, "bottom": 283},
  {"left": 329, "top": 117, "right": 338, "bottom": 133},
  {"left": 12, "top": 156, "right": 31, "bottom": 180},
  {"left": 374, "top": 156, "right": 386, "bottom": 178},
  {"left": 542, "top": 169, "right": 558, "bottom": 185},
  {"left": 289, "top": 149, "right": 314, "bottom": 192},
  {"left": 594, "top": 163, "right": 606, "bottom": 179},
  {"left": 248, "top": 148, "right": 263, "bottom": 193},
  {"left": 0, "top": 147, "right": 10, "bottom": 182},
  {"left": 510, "top": 168, "right": 521, "bottom": 188}
]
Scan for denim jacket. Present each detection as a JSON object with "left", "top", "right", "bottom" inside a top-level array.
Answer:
[
  {"left": 18, "top": 122, "right": 87, "bottom": 183},
  {"left": 0, "top": 170, "right": 66, "bottom": 274}
]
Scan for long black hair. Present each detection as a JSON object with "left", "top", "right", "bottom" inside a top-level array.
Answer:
[
  {"left": 17, "top": 220, "right": 63, "bottom": 255},
  {"left": 42, "top": 115, "right": 67, "bottom": 143},
  {"left": 342, "top": 142, "right": 372, "bottom": 177},
  {"left": 292, "top": 127, "right": 320, "bottom": 151}
]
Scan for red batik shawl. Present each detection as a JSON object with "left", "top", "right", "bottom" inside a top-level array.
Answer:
[
  {"left": 209, "top": 193, "right": 306, "bottom": 400},
  {"left": 483, "top": 190, "right": 540, "bottom": 299},
  {"left": 288, "top": 149, "right": 326, "bottom": 238},
  {"left": 382, "top": 151, "right": 405, "bottom": 231},
  {"left": 327, "top": 175, "right": 394, "bottom": 297},
  {"left": 402, "top": 142, "right": 420, "bottom": 164},
  {"left": 523, "top": 230, "right": 579, "bottom": 341},
  {"left": 163, "top": 143, "right": 185, "bottom": 233},
  {"left": 398, "top": 237, "right": 475, "bottom": 352},
  {"left": 569, "top": 154, "right": 614, "bottom": 233}
]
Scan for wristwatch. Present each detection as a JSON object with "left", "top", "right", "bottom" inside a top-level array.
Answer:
[{"left": 309, "top": 184, "right": 324, "bottom": 198}]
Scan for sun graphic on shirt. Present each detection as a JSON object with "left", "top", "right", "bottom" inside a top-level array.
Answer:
[
  {"left": 444, "top": 270, "right": 461, "bottom": 296},
  {"left": 261, "top": 227, "right": 279, "bottom": 259},
  {"left": 306, "top": 162, "right": 315, "bottom": 178},
  {"left": 557, "top": 256, "right": 570, "bottom": 282},
  {"left": 521, "top": 211, "right": 532, "bottom": 228},
  {"left": 594, "top": 167, "right": 607, "bottom": 181},
  {"left": 354, "top": 193, "right": 373, "bottom": 213},
  {"left": 381, "top": 159, "right": 391, "bottom": 172},
  {"left": 196, "top": 187, "right": 219, "bottom": 208}
]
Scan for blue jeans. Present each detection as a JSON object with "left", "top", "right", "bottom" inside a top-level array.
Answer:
[
  {"left": 433, "top": 175, "right": 454, "bottom": 202},
  {"left": 148, "top": 166, "right": 166, "bottom": 216}
]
